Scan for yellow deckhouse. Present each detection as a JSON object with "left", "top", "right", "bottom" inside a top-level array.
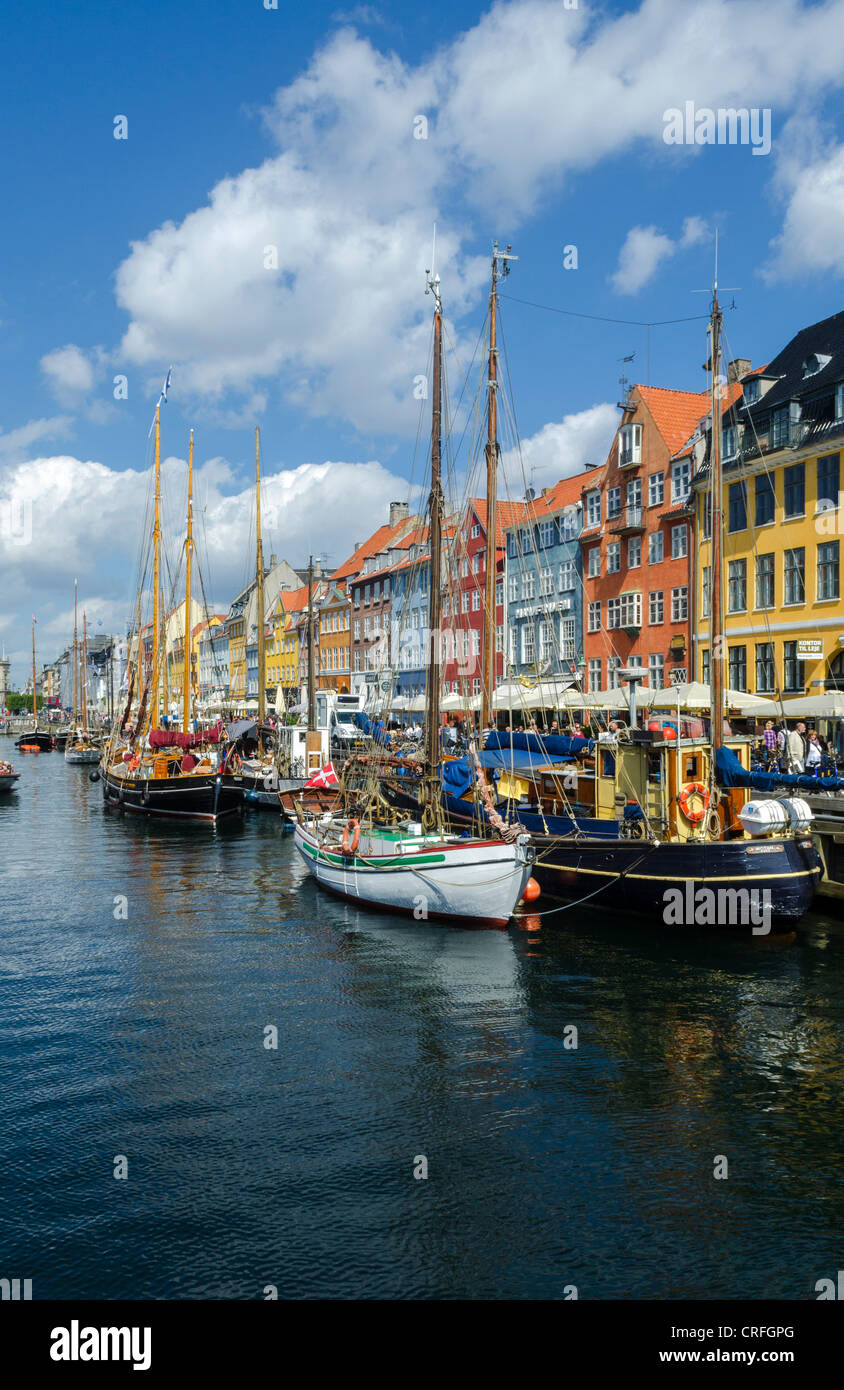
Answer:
[{"left": 694, "top": 313, "right": 844, "bottom": 700}]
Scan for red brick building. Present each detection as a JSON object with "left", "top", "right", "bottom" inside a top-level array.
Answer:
[
  {"left": 442, "top": 497, "right": 522, "bottom": 697},
  {"left": 580, "top": 385, "right": 711, "bottom": 694}
]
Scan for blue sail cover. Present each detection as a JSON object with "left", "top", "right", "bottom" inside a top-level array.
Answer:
[
  {"left": 353, "top": 711, "right": 390, "bottom": 744},
  {"left": 715, "top": 744, "right": 844, "bottom": 794},
  {"left": 484, "top": 731, "right": 595, "bottom": 757}
]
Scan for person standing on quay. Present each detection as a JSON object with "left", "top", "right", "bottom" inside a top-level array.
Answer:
[{"left": 787, "top": 721, "right": 807, "bottom": 773}]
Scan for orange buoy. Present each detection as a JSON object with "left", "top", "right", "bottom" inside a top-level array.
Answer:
[
  {"left": 521, "top": 876, "right": 541, "bottom": 903},
  {"left": 21, "top": 744, "right": 40, "bottom": 754}
]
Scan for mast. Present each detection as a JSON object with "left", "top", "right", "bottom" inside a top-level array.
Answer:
[
  {"left": 72, "top": 580, "right": 79, "bottom": 725},
  {"left": 151, "top": 403, "right": 162, "bottom": 733},
  {"left": 481, "top": 241, "right": 516, "bottom": 730},
  {"left": 183, "top": 429, "right": 194, "bottom": 733},
  {"left": 423, "top": 271, "right": 444, "bottom": 831},
  {"left": 82, "top": 612, "right": 88, "bottom": 734},
  {"left": 708, "top": 288, "right": 725, "bottom": 758},
  {"left": 255, "top": 427, "right": 266, "bottom": 730},
  {"left": 307, "top": 555, "right": 316, "bottom": 731},
  {"left": 31, "top": 618, "right": 37, "bottom": 724}
]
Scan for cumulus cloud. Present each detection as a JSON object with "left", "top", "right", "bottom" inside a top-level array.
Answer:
[
  {"left": 610, "top": 217, "right": 710, "bottom": 294},
  {"left": 501, "top": 403, "right": 618, "bottom": 490},
  {"left": 0, "top": 416, "right": 73, "bottom": 461},
  {"left": 109, "top": 0, "right": 844, "bottom": 431},
  {"left": 763, "top": 118, "right": 844, "bottom": 281},
  {"left": 40, "top": 344, "right": 97, "bottom": 400}
]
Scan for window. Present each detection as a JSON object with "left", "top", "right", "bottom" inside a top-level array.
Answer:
[
  {"left": 619, "top": 422, "right": 642, "bottom": 465},
  {"left": 588, "top": 600, "right": 601, "bottom": 633},
  {"left": 648, "top": 472, "right": 664, "bottom": 506},
  {"left": 756, "top": 553, "right": 775, "bottom": 609},
  {"left": 472, "top": 553, "right": 481, "bottom": 573},
  {"left": 728, "top": 645, "right": 747, "bottom": 690},
  {"left": 471, "top": 629, "right": 480, "bottom": 658},
  {"left": 586, "top": 490, "right": 601, "bottom": 527},
  {"left": 443, "top": 595, "right": 450, "bottom": 618},
  {"left": 607, "top": 541, "right": 621, "bottom": 573},
  {"left": 461, "top": 558, "right": 469, "bottom": 579},
  {"left": 784, "top": 463, "right": 805, "bottom": 517},
  {"left": 608, "top": 593, "right": 642, "bottom": 629},
  {"left": 363, "top": 616, "right": 370, "bottom": 638},
  {"left": 382, "top": 579, "right": 389, "bottom": 599},
  {"left": 540, "top": 566, "right": 554, "bottom": 596},
  {"left": 818, "top": 540, "right": 840, "bottom": 600},
  {"left": 755, "top": 642, "right": 775, "bottom": 693},
  {"left": 561, "top": 509, "right": 578, "bottom": 540},
  {"left": 649, "top": 590, "right": 664, "bottom": 624},
  {"left": 649, "top": 653, "right": 665, "bottom": 688},
  {"left": 539, "top": 519, "right": 555, "bottom": 548},
  {"left": 508, "top": 574, "right": 518, "bottom": 603},
  {"left": 587, "top": 547, "right": 601, "bottom": 578},
  {"left": 364, "top": 585, "right": 371, "bottom": 605},
  {"left": 607, "top": 486, "right": 621, "bottom": 518},
  {"left": 817, "top": 453, "right": 840, "bottom": 511},
  {"left": 588, "top": 658, "right": 602, "bottom": 693},
  {"left": 353, "top": 620, "right": 360, "bottom": 640},
  {"left": 372, "top": 614, "right": 380, "bottom": 636},
  {"left": 671, "top": 524, "right": 687, "bottom": 559},
  {"left": 496, "top": 624, "right": 504, "bottom": 653},
  {"left": 628, "top": 536, "right": 642, "bottom": 568},
  {"left": 728, "top": 481, "right": 747, "bottom": 532},
  {"left": 771, "top": 406, "right": 790, "bottom": 448},
  {"left": 521, "top": 573, "right": 535, "bottom": 600},
  {"left": 783, "top": 640, "right": 804, "bottom": 693},
  {"left": 521, "top": 624, "right": 535, "bottom": 665},
  {"left": 723, "top": 425, "right": 737, "bottom": 459},
  {"left": 701, "top": 649, "right": 710, "bottom": 686},
  {"left": 671, "top": 459, "right": 691, "bottom": 502},
  {"left": 472, "top": 677, "right": 481, "bottom": 696},
  {"left": 671, "top": 586, "right": 689, "bottom": 622},
  {"left": 471, "top": 523, "right": 481, "bottom": 539},
  {"left": 560, "top": 618, "right": 575, "bottom": 660},
  {"left": 702, "top": 492, "right": 712, "bottom": 538},
  {"left": 507, "top": 533, "right": 518, "bottom": 558},
  {"left": 558, "top": 561, "right": 575, "bottom": 591},
  {"left": 538, "top": 620, "right": 553, "bottom": 663},
  {"left": 495, "top": 581, "right": 503, "bottom": 608},
  {"left": 519, "top": 529, "right": 530, "bottom": 554},
  {"left": 608, "top": 657, "right": 621, "bottom": 688},
  {"left": 373, "top": 581, "right": 380, "bottom": 600},
  {"left": 784, "top": 547, "right": 805, "bottom": 605},
  {"left": 744, "top": 377, "right": 760, "bottom": 405},
  {"left": 837, "top": 383, "right": 844, "bottom": 421},
  {"left": 648, "top": 531, "right": 664, "bottom": 565},
  {"left": 755, "top": 473, "right": 775, "bottom": 526},
  {"left": 701, "top": 565, "right": 710, "bottom": 619},
  {"left": 627, "top": 478, "right": 642, "bottom": 508},
  {"left": 462, "top": 592, "right": 470, "bottom": 613},
  {"left": 728, "top": 559, "right": 747, "bottom": 612},
  {"left": 472, "top": 590, "right": 481, "bottom": 611}
]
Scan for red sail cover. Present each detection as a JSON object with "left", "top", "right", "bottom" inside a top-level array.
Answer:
[{"left": 149, "top": 722, "right": 223, "bottom": 750}]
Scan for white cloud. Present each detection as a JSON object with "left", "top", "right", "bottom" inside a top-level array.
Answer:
[
  {"left": 40, "top": 344, "right": 97, "bottom": 400},
  {"left": 610, "top": 217, "right": 710, "bottom": 294},
  {"left": 501, "top": 404, "right": 618, "bottom": 490},
  {"left": 109, "top": 1, "right": 844, "bottom": 431},
  {"left": 0, "top": 416, "right": 73, "bottom": 461},
  {"left": 763, "top": 118, "right": 844, "bottom": 280}
]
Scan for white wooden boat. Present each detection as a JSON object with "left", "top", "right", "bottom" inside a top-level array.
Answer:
[{"left": 294, "top": 814, "right": 535, "bottom": 926}]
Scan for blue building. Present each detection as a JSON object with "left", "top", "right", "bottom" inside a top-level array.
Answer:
[
  {"left": 391, "top": 540, "right": 431, "bottom": 699},
  {"left": 502, "top": 475, "right": 590, "bottom": 685}
]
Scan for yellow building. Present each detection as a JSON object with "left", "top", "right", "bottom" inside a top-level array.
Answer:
[
  {"left": 695, "top": 318, "right": 844, "bottom": 698},
  {"left": 266, "top": 588, "right": 307, "bottom": 706}
]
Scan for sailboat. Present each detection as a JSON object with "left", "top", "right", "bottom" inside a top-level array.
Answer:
[
  {"left": 381, "top": 262, "right": 822, "bottom": 928},
  {"left": 100, "top": 404, "right": 242, "bottom": 822},
  {"left": 293, "top": 272, "right": 536, "bottom": 926},
  {"left": 15, "top": 618, "right": 53, "bottom": 750},
  {"left": 66, "top": 599, "right": 100, "bottom": 763}
]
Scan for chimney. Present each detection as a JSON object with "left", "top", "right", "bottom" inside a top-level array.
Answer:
[
  {"left": 270, "top": 553, "right": 277, "bottom": 568},
  {"left": 727, "top": 358, "right": 751, "bottom": 384},
  {"left": 389, "top": 501, "right": 409, "bottom": 528},
  {"left": 354, "top": 541, "right": 362, "bottom": 552}
]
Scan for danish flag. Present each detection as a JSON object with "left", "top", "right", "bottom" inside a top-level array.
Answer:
[{"left": 304, "top": 761, "right": 339, "bottom": 789}]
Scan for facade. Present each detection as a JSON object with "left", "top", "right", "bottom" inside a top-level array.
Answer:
[
  {"left": 580, "top": 384, "right": 715, "bottom": 694},
  {"left": 502, "top": 474, "right": 591, "bottom": 686},
  {"left": 266, "top": 587, "right": 306, "bottom": 710},
  {"left": 442, "top": 498, "right": 517, "bottom": 698},
  {"left": 392, "top": 540, "right": 431, "bottom": 698},
  {"left": 197, "top": 616, "right": 228, "bottom": 705},
  {"left": 695, "top": 311, "right": 844, "bottom": 697},
  {"left": 316, "top": 584, "right": 352, "bottom": 693}
]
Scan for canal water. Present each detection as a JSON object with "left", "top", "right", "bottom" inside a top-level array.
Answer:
[{"left": 1, "top": 744, "right": 843, "bottom": 1300}]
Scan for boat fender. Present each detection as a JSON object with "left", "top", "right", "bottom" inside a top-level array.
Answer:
[
  {"left": 678, "top": 781, "right": 710, "bottom": 825},
  {"left": 89, "top": 769, "right": 100, "bottom": 782},
  {"left": 342, "top": 818, "right": 361, "bottom": 855},
  {"left": 141, "top": 784, "right": 149, "bottom": 805}
]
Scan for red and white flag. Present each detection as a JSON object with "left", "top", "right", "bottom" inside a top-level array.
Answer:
[{"left": 304, "top": 761, "right": 339, "bottom": 789}]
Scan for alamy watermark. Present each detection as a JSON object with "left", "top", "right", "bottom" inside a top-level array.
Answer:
[
  {"left": 663, "top": 882, "right": 772, "bottom": 934},
  {"left": 663, "top": 102, "right": 771, "bottom": 157}
]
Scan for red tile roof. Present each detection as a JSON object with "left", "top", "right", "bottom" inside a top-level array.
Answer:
[
  {"left": 636, "top": 385, "right": 711, "bottom": 456},
  {"left": 330, "top": 515, "right": 421, "bottom": 582}
]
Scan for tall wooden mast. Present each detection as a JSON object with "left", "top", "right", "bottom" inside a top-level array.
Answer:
[
  {"left": 151, "top": 403, "right": 162, "bottom": 731},
  {"left": 708, "top": 288, "right": 725, "bottom": 760},
  {"left": 31, "top": 618, "right": 37, "bottom": 723},
  {"left": 423, "top": 272, "right": 445, "bottom": 830},
  {"left": 182, "top": 429, "right": 194, "bottom": 733},
  {"left": 255, "top": 426, "right": 266, "bottom": 728},
  {"left": 481, "top": 242, "right": 516, "bottom": 729},
  {"left": 307, "top": 555, "right": 316, "bottom": 732},
  {"left": 72, "top": 580, "right": 79, "bottom": 725},
  {"left": 82, "top": 611, "right": 88, "bottom": 734}
]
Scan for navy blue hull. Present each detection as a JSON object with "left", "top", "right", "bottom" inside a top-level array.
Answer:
[{"left": 102, "top": 770, "right": 242, "bottom": 822}]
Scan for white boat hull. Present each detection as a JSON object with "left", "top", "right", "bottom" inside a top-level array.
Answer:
[
  {"left": 294, "top": 817, "right": 535, "bottom": 926},
  {"left": 65, "top": 745, "right": 100, "bottom": 764}
]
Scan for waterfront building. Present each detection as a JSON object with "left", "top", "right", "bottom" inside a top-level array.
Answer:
[
  {"left": 441, "top": 498, "right": 519, "bottom": 699},
  {"left": 197, "top": 616, "right": 228, "bottom": 706},
  {"left": 502, "top": 473, "right": 593, "bottom": 689},
  {"left": 266, "top": 587, "right": 307, "bottom": 713},
  {"left": 580, "top": 383, "right": 719, "bottom": 694},
  {"left": 694, "top": 310, "right": 844, "bottom": 697},
  {"left": 316, "top": 584, "right": 352, "bottom": 693},
  {"left": 392, "top": 536, "right": 431, "bottom": 700}
]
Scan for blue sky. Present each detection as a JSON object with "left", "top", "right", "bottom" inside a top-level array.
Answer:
[{"left": 3, "top": 0, "right": 844, "bottom": 682}]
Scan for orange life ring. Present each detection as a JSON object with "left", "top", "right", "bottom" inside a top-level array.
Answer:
[
  {"left": 342, "top": 818, "right": 361, "bottom": 855},
  {"left": 678, "top": 781, "right": 709, "bottom": 824}
]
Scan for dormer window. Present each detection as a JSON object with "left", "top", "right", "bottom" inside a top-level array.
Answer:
[
  {"left": 802, "top": 353, "right": 831, "bottom": 379},
  {"left": 743, "top": 377, "right": 760, "bottom": 405},
  {"left": 618, "top": 423, "right": 642, "bottom": 467},
  {"left": 836, "top": 383, "right": 844, "bottom": 421}
]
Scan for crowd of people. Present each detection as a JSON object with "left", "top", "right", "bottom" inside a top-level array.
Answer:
[{"left": 753, "top": 719, "right": 840, "bottom": 775}]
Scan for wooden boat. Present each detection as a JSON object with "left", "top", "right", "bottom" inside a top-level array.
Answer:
[
  {"left": 100, "top": 396, "right": 241, "bottom": 823},
  {"left": 294, "top": 271, "right": 536, "bottom": 925},
  {"left": 66, "top": 599, "right": 100, "bottom": 763},
  {"left": 15, "top": 620, "right": 53, "bottom": 750},
  {"left": 0, "top": 760, "right": 20, "bottom": 792}
]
